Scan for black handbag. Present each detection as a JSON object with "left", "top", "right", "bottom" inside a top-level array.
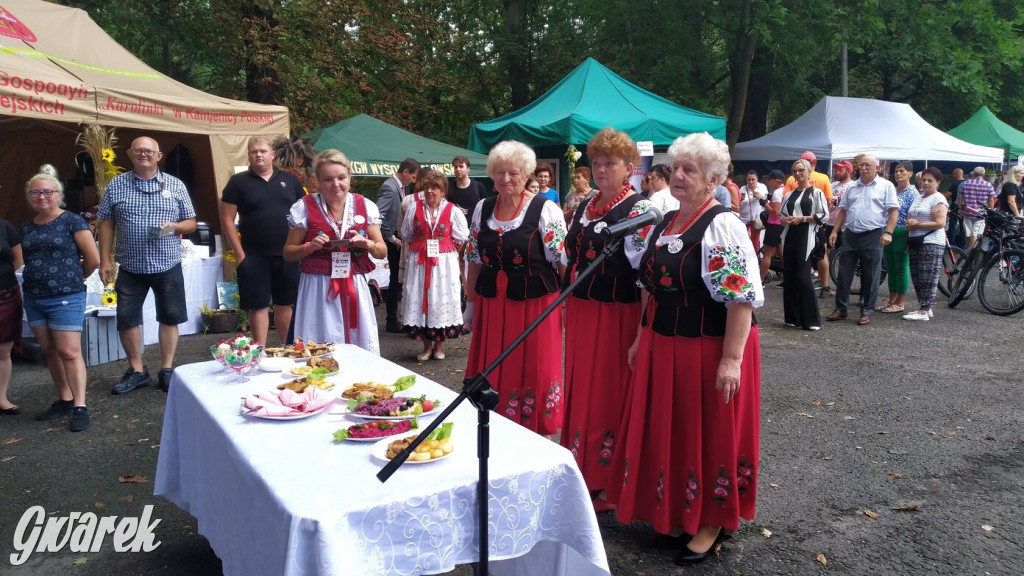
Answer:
[{"left": 905, "top": 229, "right": 935, "bottom": 250}]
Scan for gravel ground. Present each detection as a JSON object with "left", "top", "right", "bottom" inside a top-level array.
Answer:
[{"left": 1, "top": 281, "right": 1021, "bottom": 575}]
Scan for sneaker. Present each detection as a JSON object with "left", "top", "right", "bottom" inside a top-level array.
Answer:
[
  {"left": 36, "top": 399, "right": 73, "bottom": 421},
  {"left": 903, "top": 311, "right": 930, "bottom": 321},
  {"left": 111, "top": 367, "right": 151, "bottom": 395},
  {"left": 928, "top": 309, "right": 934, "bottom": 318},
  {"left": 69, "top": 406, "right": 90, "bottom": 432},
  {"left": 158, "top": 368, "right": 174, "bottom": 392}
]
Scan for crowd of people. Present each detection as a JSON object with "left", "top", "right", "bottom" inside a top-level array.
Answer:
[{"left": 6, "top": 123, "right": 1022, "bottom": 567}]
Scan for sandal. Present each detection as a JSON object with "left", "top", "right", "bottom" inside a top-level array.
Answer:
[{"left": 881, "top": 304, "right": 905, "bottom": 313}]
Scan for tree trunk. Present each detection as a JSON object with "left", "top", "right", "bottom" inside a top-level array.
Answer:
[
  {"left": 503, "top": 0, "right": 529, "bottom": 108},
  {"left": 726, "top": 0, "right": 759, "bottom": 149}
]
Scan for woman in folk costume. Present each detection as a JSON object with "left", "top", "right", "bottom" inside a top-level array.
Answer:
[
  {"left": 400, "top": 170, "right": 469, "bottom": 361},
  {"left": 463, "top": 140, "right": 568, "bottom": 436},
  {"left": 283, "top": 149, "right": 387, "bottom": 353},
  {"left": 560, "top": 127, "right": 652, "bottom": 510}
]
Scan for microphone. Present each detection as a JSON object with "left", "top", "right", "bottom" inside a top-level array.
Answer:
[{"left": 600, "top": 206, "right": 664, "bottom": 237}]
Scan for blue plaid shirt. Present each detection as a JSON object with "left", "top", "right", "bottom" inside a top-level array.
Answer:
[{"left": 98, "top": 170, "right": 196, "bottom": 274}]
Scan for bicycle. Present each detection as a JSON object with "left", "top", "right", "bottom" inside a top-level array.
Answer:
[
  {"left": 828, "top": 233, "right": 888, "bottom": 297},
  {"left": 947, "top": 208, "right": 1024, "bottom": 309},
  {"left": 937, "top": 241, "right": 969, "bottom": 298}
]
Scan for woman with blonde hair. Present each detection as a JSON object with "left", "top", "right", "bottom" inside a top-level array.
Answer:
[
  {"left": 560, "top": 127, "right": 652, "bottom": 509},
  {"left": 283, "top": 149, "right": 388, "bottom": 353},
  {"left": 780, "top": 159, "right": 828, "bottom": 330},
  {"left": 20, "top": 170, "right": 100, "bottom": 431},
  {"left": 464, "top": 141, "right": 567, "bottom": 435},
  {"left": 606, "top": 132, "right": 763, "bottom": 565}
]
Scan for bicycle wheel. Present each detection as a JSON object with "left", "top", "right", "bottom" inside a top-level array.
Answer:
[
  {"left": 948, "top": 248, "right": 982, "bottom": 307},
  {"left": 938, "top": 245, "right": 968, "bottom": 297},
  {"left": 978, "top": 249, "right": 1024, "bottom": 315}
]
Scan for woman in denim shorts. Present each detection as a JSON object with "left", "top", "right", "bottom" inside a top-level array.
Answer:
[{"left": 20, "top": 169, "right": 100, "bottom": 432}]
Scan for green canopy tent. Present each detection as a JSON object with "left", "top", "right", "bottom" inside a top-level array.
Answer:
[
  {"left": 467, "top": 58, "right": 726, "bottom": 152},
  {"left": 304, "top": 114, "right": 490, "bottom": 178},
  {"left": 947, "top": 106, "right": 1024, "bottom": 160}
]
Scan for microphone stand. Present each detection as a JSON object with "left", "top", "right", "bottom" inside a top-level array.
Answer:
[{"left": 377, "top": 233, "right": 628, "bottom": 576}]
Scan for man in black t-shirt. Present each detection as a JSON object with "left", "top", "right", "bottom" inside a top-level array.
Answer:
[
  {"left": 447, "top": 155, "right": 487, "bottom": 217},
  {"left": 220, "top": 136, "right": 305, "bottom": 345}
]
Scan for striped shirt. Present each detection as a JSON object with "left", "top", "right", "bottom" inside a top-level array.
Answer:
[{"left": 97, "top": 170, "right": 195, "bottom": 274}]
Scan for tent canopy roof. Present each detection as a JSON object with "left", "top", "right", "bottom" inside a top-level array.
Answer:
[
  {"left": 947, "top": 107, "right": 1024, "bottom": 160},
  {"left": 304, "top": 114, "right": 490, "bottom": 178},
  {"left": 732, "top": 96, "right": 1004, "bottom": 163},
  {"left": 467, "top": 58, "right": 725, "bottom": 152},
  {"left": 0, "top": 0, "right": 287, "bottom": 135}
]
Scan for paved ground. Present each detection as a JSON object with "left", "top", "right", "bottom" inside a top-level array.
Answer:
[{"left": 1, "top": 281, "right": 1021, "bottom": 575}]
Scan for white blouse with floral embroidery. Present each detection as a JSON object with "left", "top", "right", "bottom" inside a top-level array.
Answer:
[
  {"left": 626, "top": 211, "right": 765, "bottom": 307},
  {"left": 466, "top": 197, "right": 568, "bottom": 265}
]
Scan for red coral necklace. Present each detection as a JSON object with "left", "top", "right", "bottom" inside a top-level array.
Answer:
[
  {"left": 496, "top": 192, "right": 527, "bottom": 220},
  {"left": 586, "top": 183, "right": 631, "bottom": 220},
  {"left": 665, "top": 196, "right": 713, "bottom": 236}
]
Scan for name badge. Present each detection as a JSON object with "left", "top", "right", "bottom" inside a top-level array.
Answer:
[
  {"left": 161, "top": 190, "right": 171, "bottom": 198},
  {"left": 667, "top": 239, "right": 684, "bottom": 254},
  {"left": 426, "top": 239, "right": 440, "bottom": 258},
  {"left": 331, "top": 251, "right": 351, "bottom": 278}
]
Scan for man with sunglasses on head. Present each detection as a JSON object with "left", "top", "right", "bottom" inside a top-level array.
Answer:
[{"left": 98, "top": 136, "right": 197, "bottom": 395}]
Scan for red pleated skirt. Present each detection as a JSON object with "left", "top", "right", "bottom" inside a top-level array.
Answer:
[
  {"left": 604, "top": 317, "right": 761, "bottom": 535},
  {"left": 561, "top": 296, "right": 641, "bottom": 491},
  {"left": 465, "top": 273, "right": 563, "bottom": 435}
]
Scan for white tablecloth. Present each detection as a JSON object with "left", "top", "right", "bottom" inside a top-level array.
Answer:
[{"left": 154, "top": 344, "right": 609, "bottom": 576}]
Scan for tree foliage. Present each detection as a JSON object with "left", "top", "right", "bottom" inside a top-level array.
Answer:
[{"left": 58, "top": 0, "right": 1024, "bottom": 151}]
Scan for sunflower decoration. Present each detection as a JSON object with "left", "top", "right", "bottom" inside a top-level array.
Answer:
[
  {"left": 102, "top": 286, "right": 117, "bottom": 306},
  {"left": 76, "top": 124, "right": 125, "bottom": 201}
]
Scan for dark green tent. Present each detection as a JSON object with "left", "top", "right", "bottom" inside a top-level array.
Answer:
[
  {"left": 947, "top": 107, "right": 1024, "bottom": 160},
  {"left": 467, "top": 58, "right": 725, "bottom": 152},
  {"left": 304, "top": 114, "right": 490, "bottom": 177}
]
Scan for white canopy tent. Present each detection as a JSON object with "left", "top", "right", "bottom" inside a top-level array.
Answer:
[{"left": 732, "top": 96, "right": 1004, "bottom": 164}]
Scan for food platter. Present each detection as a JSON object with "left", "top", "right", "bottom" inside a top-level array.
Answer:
[
  {"left": 241, "top": 403, "right": 330, "bottom": 420},
  {"left": 264, "top": 339, "right": 335, "bottom": 359},
  {"left": 369, "top": 436, "right": 453, "bottom": 464},
  {"left": 259, "top": 357, "right": 294, "bottom": 373},
  {"left": 333, "top": 419, "right": 419, "bottom": 442},
  {"left": 336, "top": 397, "right": 440, "bottom": 421}
]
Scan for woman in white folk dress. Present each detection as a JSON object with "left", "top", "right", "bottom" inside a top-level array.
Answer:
[
  {"left": 283, "top": 149, "right": 388, "bottom": 353},
  {"left": 400, "top": 170, "right": 469, "bottom": 361}
]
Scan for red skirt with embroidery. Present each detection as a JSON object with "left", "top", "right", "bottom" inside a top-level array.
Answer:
[
  {"left": 560, "top": 296, "right": 640, "bottom": 491},
  {"left": 604, "top": 313, "right": 761, "bottom": 535},
  {"left": 465, "top": 272, "right": 563, "bottom": 435}
]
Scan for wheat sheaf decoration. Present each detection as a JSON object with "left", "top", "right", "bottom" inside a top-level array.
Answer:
[{"left": 76, "top": 124, "right": 125, "bottom": 201}]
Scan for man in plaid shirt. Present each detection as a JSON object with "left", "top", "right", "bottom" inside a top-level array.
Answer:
[
  {"left": 98, "top": 136, "right": 197, "bottom": 395},
  {"left": 956, "top": 166, "right": 996, "bottom": 249}
]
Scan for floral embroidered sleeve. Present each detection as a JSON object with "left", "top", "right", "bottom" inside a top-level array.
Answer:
[
  {"left": 538, "top": 200, "right": 568, "bottom": 263},
  {"left": 465, "top": 201, "right": 484, "bottom": 265},
  {"left": 702, "top": 213, "right": 765, "bottom": 307},
  {"left": 624, "top": 198, "right": 655, "bottom": 269}
]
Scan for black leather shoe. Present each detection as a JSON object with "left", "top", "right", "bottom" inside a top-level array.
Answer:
[
  {"left": 385, "top": 320, "right": 403, "bottom": 333},
  {"left": 673, "top": 530, "right": 724, "bottom": 566}
]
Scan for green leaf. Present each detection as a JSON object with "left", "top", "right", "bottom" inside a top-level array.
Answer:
[
  {"left": 73, "top": 557, "right": 88, "bottom": 566},
  {"left": 333, "top": 429, "right": 350, "bottom": 441},
  {"left": 393, "top": 374, "right": 416, "bottom": 391}
]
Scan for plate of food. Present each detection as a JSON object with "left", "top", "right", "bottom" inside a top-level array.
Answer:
[
  {"left": 264, "top": 338, "right": 335, "bottom": 360},
  {"left": 242, "top": 389, "right": 334, "bottom": 420},
  {"left": 277, "top": 369, "right": 337, "bottom": 393},
  {"left": 339, "top": 374, "right": 416, "bottom": 402},
  {"left": 369, "top": 423, "right": 454, "bottom": 463},
  {"left": 341, "top": 395, "right": 441, "bottom": 420},
  {"left": 285, "top": 356, "right": 341, "bottom": 377},
  {"left": 332, "top": 417, "right": 420, "bottom": 442}
]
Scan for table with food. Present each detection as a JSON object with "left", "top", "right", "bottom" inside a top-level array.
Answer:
[{"left": 154, "top": 342, "right": 610, "bottom": 576}]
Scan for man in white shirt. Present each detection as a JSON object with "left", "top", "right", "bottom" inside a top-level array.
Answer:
[
  {"left": 819, "top": 160, "right": 855, "bottom": 298},
  {"left": 826, "top": 155, "right": 898, "bottom": 326}
]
